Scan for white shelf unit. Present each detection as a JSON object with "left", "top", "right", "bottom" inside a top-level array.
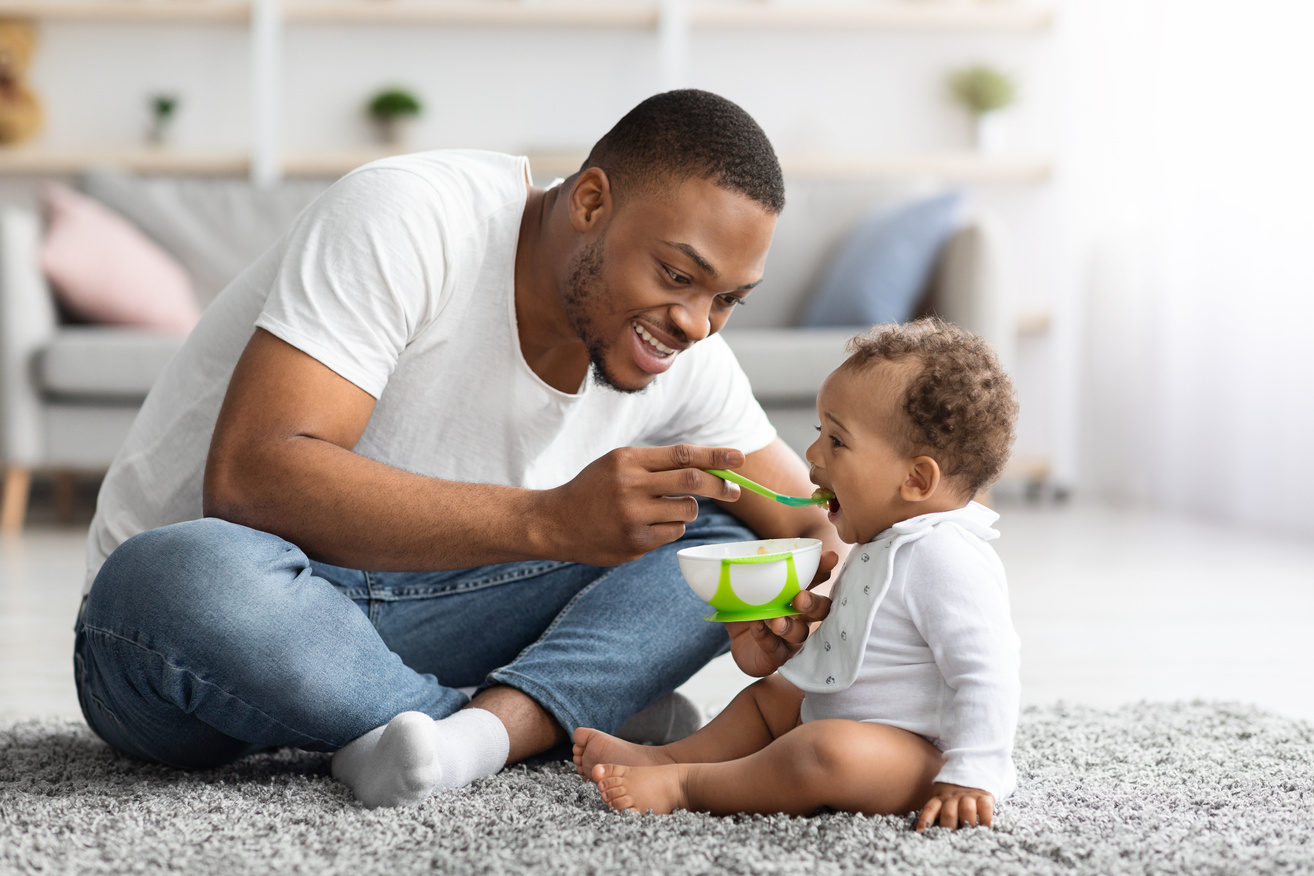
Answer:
[{"left": 0, "top": 0, "right": 1055, "bottom": 182}]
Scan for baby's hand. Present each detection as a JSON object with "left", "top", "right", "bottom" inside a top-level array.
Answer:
[{"left": 915, "top": 783, "right": 994, "bottom": 832}]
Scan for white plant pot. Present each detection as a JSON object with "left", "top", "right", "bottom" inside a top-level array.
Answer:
[
  {"left": 373, "top": 115, "right": 414, "bottom": 148},
  {"left": 974, "top": 111, "right": 1006, "bottom": 155}
]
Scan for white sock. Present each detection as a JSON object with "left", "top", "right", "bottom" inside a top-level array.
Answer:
[{"left": 330, "top": 709, "right": 510, "bottom": 809}]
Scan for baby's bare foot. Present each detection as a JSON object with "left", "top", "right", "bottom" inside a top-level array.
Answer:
[
  {"left": 592, "top": 763, "right": 689, "bottom": 815},
  {"left": 571, "top": 727, "right": 675, "bottom": 779}
]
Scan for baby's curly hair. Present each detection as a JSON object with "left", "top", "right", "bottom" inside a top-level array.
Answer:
[{"left": 841, "top": 318, "right": 1018, "bottom": 497}]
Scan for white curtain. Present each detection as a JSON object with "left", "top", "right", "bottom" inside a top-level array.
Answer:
[{"left": 1068, "top": 0, "right": 1314, "bottom": 538}]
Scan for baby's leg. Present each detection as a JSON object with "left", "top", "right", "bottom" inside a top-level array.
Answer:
[
  {"left": 573, "top": 675, "right": 802, "bottom": 778},
  {"left": 593, "top": 718, "right": 942, "bottom": 817}
]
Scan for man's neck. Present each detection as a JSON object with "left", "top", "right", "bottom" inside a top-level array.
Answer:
[{"left": 514, "top": 184, "right": 590, "bottom": 392}]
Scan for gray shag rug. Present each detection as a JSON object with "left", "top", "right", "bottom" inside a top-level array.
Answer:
[{"left": 3, "top": 702, "right": 1313, "bottom": 875}]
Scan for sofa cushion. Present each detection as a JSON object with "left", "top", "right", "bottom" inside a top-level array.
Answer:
[
  {"left": 38, "top": 184, "right": 201, "bottom": 335},
  {"left": 35, "top": 327, "right": 183, "bottom": 401},
  {"left": 79, "top": 169, "right": 334, "bottom": 307},
  {"left": 800, "top": 191, "right": 962, "bottom": 328},
  {"left": 721, "top": 328, "right": 855, "bottom": 403}
]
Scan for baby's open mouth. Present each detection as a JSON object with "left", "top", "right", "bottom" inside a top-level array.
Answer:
[{"left": 811, "top": 487, "right": 838, "bottom": 514}]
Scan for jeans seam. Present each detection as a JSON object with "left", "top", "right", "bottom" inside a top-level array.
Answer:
[
  {"left": 79, "top": 622, "right": 340, "bottom": 751},
  {"left": 368, "top": 562, "right": 574, "bottom": 602}
]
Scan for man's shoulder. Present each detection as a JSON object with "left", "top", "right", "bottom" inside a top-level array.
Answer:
[{"left": 346, "top": 150, "right": 526, "bottom": 197}]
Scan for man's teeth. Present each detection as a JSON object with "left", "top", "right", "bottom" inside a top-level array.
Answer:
[{"left": 633, "top": 322, "right": 675, "bottom": 356}]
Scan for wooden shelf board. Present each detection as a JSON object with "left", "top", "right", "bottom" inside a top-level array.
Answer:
[
  {"left": 0, "top": 148, "right": 1052, "bottom": 184},
  {"left": 0, "top": 1, "right": 251, "bottom": 24},
  {"left": 0, "top": 148, "right": 250, "bottom": 175},
  {"left": 1016, "top": 311, "right": 1052, "bottom": 336},
  {"left": 691, "top": 3, "right": 1053, "bottom": 31},
  {"left": 284, "top": 1, "right": 659, "bottom": 27},
  {"left": 284, "top": 149, "right": 1052, "bottom": 182}
]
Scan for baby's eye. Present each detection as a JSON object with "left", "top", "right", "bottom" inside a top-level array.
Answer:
[{"left": 829, "top": 435, "right": 844, "bottom": 449}]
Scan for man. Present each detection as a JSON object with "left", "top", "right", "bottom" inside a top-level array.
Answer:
[{"left": 75, "top": 90, "right": 842, "bottom": 808}]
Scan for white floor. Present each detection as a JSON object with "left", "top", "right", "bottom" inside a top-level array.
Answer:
[{"left": 4, "top": 498, "right": 1314, "bottom": 725}]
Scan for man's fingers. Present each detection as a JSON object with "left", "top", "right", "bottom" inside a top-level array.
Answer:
[
  {"left": 650, "top": 444, "right": 745, "bottom": 475},
  {"left": 647, "top": 468, "right": 742, "bottom": 502},
  {"left": 917, "top": 798, "right": 942, "bottom": 832}
]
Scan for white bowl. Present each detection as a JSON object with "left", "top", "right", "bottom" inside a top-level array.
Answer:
[{"left": 677, "top": 537, "right": 822, "bottom": 622}]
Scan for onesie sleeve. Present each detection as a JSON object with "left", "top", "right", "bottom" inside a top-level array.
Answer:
[
  {"left": 904, "top": 529, "right": 1021, "bottom": 800},
  {"left": 255, "top": 166, "right": 449, "bottom": 399}
]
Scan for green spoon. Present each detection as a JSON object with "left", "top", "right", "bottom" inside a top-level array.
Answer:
[{"left": 705, "top": 469, "right": 832, "bottom": 507}]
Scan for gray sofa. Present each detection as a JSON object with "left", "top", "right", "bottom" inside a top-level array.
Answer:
[{"left": 0, "top": 168, "right": 1009, "bottom": 530}]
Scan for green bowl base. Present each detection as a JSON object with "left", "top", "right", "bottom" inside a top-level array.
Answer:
[{"left": 704, "top": 606, "right": 803, "bottom": 623}]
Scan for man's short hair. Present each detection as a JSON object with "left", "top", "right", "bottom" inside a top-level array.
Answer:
[
  {"left": 842, "top": 318, "right": 1019, "bottom": 497},
  {"left": 582, "top": 89, "right": 785, "bottom": 214}
]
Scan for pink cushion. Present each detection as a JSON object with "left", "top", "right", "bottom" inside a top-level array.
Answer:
[{"left": 39, "top": 184, "right": 201, "bottom": 335}]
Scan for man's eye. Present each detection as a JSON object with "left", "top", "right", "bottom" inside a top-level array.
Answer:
[
  {"left": 664, "top": 266, "right": 690, "bottom": 284},
  {"left": 717, "top": 295, "right": 747, "bottom": 307}
]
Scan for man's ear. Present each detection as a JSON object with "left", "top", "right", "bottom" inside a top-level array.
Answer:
[
  {"left": 900, "top": 456, "right": 941, "bottom": 503},
  {"left": 568, "top": 167, "right": 612, "bottom": 233}
]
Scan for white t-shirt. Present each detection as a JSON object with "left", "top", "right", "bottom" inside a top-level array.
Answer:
[
  {"left": 780, "top": 503, "right": 1020, "bottom": 801},
  {"left": 84, "top": 150, "right": 776, "bottom": 593}
]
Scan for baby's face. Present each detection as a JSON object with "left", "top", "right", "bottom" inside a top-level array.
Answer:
[{"left": 805, "top": 363, "right": 917, "bottom": 545}]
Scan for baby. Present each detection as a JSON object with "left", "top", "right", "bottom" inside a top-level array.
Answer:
[{"left": 573, "top": 317, "right": 1021, "bottom": 831}]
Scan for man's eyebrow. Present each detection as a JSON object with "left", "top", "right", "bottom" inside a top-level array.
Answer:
[
  {"left": 661, "top": 240, "right": 764, "bottom": 291},
  {"left": 661, "top": 241, "right": 717, "bottom": 279}
]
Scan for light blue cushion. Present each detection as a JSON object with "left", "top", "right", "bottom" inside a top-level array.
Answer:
[{"left": 800, "top": 191, "right": 963, "bottom": 327}]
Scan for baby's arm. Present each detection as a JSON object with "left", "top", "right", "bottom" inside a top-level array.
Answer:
[{"left": 906, "top": 538, "right": 1022, "bottom": 817}]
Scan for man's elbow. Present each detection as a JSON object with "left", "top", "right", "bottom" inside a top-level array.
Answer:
[{"left": 202, "top": 451, "right": 259, "bottom": 525}]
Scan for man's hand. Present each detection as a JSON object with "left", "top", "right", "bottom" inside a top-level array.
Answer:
[
  {"left": 725, "top": 549, "right": 837, "bottom": 677},
  {"left": 916, "top": 783, "right": 995, "bottom": 832},
  {"left": 541, "top": 444, "right": 745, "bottom": 567}
]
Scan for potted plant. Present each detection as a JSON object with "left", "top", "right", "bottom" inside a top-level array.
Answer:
[
  {"left": 946, "top": 65, "right": 1016, "bottom": 154},
  {"left": 366, "top": 87, "right": 423, "bottom": 147},
  {"left": 146, "top": 93, "right": 179, "bottom": 147}
]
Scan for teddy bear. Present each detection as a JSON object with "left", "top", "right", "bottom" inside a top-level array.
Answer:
[{"left": 0, "top": 19, "right": 43, "bottom": 145}]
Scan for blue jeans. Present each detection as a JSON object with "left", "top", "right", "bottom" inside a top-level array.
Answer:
[{"left": 74, "top": 502, "right": 750, "bottom": 769}]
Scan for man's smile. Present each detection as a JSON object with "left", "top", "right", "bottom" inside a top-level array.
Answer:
[{"left": 631, "top": 320, "right": 680, "bottom": 357}]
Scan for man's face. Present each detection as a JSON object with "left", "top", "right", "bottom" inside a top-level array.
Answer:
[{"left": 562, "top": 175, "right": 777, "bottom": 394}]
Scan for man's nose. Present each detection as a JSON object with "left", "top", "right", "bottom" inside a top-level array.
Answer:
[{"left": 670, "top": 299, "right": 713, "bottom": 343}]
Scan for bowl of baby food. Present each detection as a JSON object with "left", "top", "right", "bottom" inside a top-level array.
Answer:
[{"left": 677, "top": 537, "right": 823, "bottom": 622}]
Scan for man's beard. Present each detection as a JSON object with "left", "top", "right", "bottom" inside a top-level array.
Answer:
[{"left": 563, "top": 235, "right": 648, "bottom": 395}]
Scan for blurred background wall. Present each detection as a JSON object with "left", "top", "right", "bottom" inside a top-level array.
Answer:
[{"left": 2, "top": 0, "right": 1310, "bottom": 538}]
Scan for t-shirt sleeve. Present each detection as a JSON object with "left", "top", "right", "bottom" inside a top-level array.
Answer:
[
  {"left": 640, "top": 334, "right": 778, "bottom": 455},
  {"left": 255, "top": 167, "right": 448, "bottom": 399},
  {"left": 904, "top": 531, "right": 1021, "bottom": 800}
]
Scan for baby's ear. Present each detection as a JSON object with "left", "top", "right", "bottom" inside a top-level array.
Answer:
[{"left": 900, "top": 456, "right": 941, "bottom": 502}]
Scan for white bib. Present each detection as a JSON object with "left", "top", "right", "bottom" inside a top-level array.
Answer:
[{"left": 780, "top": 502, "right": 1000, "bottom": 694}]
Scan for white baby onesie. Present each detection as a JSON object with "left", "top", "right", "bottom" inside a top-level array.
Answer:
[{"left": 779, "top": 502, "right": 1021, "bottom": 800}]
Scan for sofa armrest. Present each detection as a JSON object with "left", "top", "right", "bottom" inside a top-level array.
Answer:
[
  {"left": 0, "top": 207, "right": 57, "bottom": 465},
  {"left": 923, "top": 216, "right": 1017, "bottom": 372}
]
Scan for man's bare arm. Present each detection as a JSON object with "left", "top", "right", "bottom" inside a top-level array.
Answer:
[{"left": 203, "top": 329, "right": 742, "bottom": 571}]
